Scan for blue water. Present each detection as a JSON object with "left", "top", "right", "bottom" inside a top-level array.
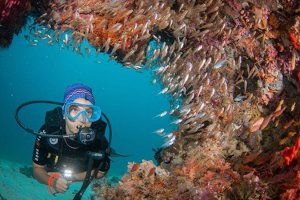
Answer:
[{"left": 0, "top": 21, "right": 175, "bottom": 198}]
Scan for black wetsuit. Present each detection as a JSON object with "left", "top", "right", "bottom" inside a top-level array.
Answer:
[{"left": 32, "top": 107, "right": 110, "bottom": 174}]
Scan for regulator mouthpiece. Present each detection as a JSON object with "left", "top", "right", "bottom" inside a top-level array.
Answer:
[{"left": 75, "top": 126, "right": 95, "bottom": 145}]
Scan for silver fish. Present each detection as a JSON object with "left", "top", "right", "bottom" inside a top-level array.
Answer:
[
  {"left": 111, "top": 23, "right": 123, "bottom": 32},
  {"left": 104, "top": 38, "right": 111, "bottom": 53},
  {"left": 193, "top": 45, "right": 203, "bottom": 54},
  {"left": 175, "top": 23, "right": 186, "bottom": 33},
  {"left": 182, "top": 73, "right": 189, "bottom": 86},
  {"left": 198, "top": 102, "right": 205, "bottom": 112},
  {"left": 110, "top": 43, "right": 120, "bottom": 55},
  {"left": 205, "top": 77, "right": 210, "bottom": 86},
  {"left": 155, "top": 65, "right": 167, "bottom": 75},
  {"left": 40, "top": 12, "right": 47, "bottom": 18},
  {"left": 152, "top": 35, "right": 160, "bottom": 42},
  {"left": 169, "top": 19, "right": 173, "bottom": 27},
  {"left": 173, "top": 52, "right": 182, "bottom": 63},
  {"left": 198, "top": 59, "right": 206, "bottom": 72},
  {"left": 234, "top": 94, "right": 246, "bottom": 102},
  {"left": 153, "top": 128, "right": 165, "bottom": 135},
  {"left": 160, "top": 2, "right": 165, "bottom": 9},
  {"left": 177, "top": 10, "right": 189, "bottom": 21},
  {"left": 178, "top": 41, "right": 184, "bottom": 51},
  {"left": 237, "top": 56, "right": 242, "bottom": 69},
  {"left": 213, "top": 60, "right": 226, "bottom": 69},
  {"left": 158, "top": 87, "right": 168, "bottom": 95},
  {"left": 142, "top": 20, "right": 150, "bottom": 35},
  {"left": 154, "top": 111, "right": 168, "bottom": 118},
  {"left": 133, "top": 65, "right": 142, "bottom": 70},
  {"left": 136, "top": 33, "right": 151, "bottom": 42},
  {"left": 187, "top": 62, "right": 193, "bottom": 71},
  {"left": 203, "top": 57, "right": 212, "bottom": 69},
  {"left": 179, "top": 3, "right": 184, "bottom": 12},
  {"left": 180, "top": 107, "right": 191, "bottom": 114},
  {"left": 169, "top": 43, "right": 176, "bottom": 55},
  {"left": 220, "top": 77, "right": 226, "bottom": 86},
  {"left": 63, "top": 34, "right": 68, "bottom": 46},
  {"left": 171, "top": 119, "right": 183, "bottom": 125},
  {"left": 160, "top": 45, "right": 169, "bottom": 59},
  {"left": 152, "top": 49, "right": 161, "bottom": 60},
  {"left": 186, "top": 93, "right": 195, "bottom": 105},
  {"left": 161, "top": 135, "right": 176, "bottom": 147},
  {"left": 197, "top": 86, "right": 203, "bottom": 97},
  {"left": 122, "top": 49, "right": 136, "bottom": 62},
  {"left": 210, "top": 88, "right": 215, "bottom": 98}
]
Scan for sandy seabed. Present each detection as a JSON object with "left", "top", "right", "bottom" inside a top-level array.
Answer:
[{"left": 0, "top": 159, "right": 99, "bottom": 200}]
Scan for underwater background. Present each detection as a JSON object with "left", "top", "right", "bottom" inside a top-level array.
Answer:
[
  {"left": 2, "top": 0, "right": 300, "bottom": 199},
  {"left": 0, "top": 21, "right": 174, "bottom": 199}
]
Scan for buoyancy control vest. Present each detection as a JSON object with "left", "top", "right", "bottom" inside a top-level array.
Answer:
[{"left": 43, "top": 107, "right": 109, "bottom": 173}]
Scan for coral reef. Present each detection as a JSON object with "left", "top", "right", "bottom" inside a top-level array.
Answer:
[
  {"left": 0, "top": 0, "right": 31, "bottom": 47},
  {"left": 2, "top": 0, "right": 300, "bottom": 199}
]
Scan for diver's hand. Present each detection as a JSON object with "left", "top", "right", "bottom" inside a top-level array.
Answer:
[{"left": 53, "top": 177, "right": 71, "bottom": 193}]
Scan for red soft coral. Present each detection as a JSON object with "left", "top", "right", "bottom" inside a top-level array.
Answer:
[
  {"left": 283, "top": 137, "right": 300, "bottom": 166},
  {"left": 289, "top": 32, "right": 300, "bottom": 50}
]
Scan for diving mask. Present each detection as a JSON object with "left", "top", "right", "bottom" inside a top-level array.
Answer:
[{"left": 63, "top": 102, "right": 101, "bottom": 123}]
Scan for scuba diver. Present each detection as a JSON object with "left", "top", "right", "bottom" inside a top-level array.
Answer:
[{"left": 29, "top": 83, "right": 111, "bottom": 197}]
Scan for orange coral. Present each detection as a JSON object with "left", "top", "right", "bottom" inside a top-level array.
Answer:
[
  {"left": 89, "top": 12, "right": 146, "bottom": 52},
  {"left": 181, "top": 159, "right": 200, "bottom": 180},
  {"left": 283, "top": 137, "right": 300, "bottom": 166},
  {"left": 289, "top": 32, "right": 300, "bottom": 50}
]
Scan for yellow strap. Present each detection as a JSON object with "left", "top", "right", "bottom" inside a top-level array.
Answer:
[
  {"left": 54, "top": 155, "right": 58, "bottom": 164},
  {"left": 47, "top": 153, "right": 59, "bottom": 165}
]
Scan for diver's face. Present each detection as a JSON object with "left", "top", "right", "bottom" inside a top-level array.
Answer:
[{"left": 65, "top": 98, "right": 92, "bottom": 135}]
